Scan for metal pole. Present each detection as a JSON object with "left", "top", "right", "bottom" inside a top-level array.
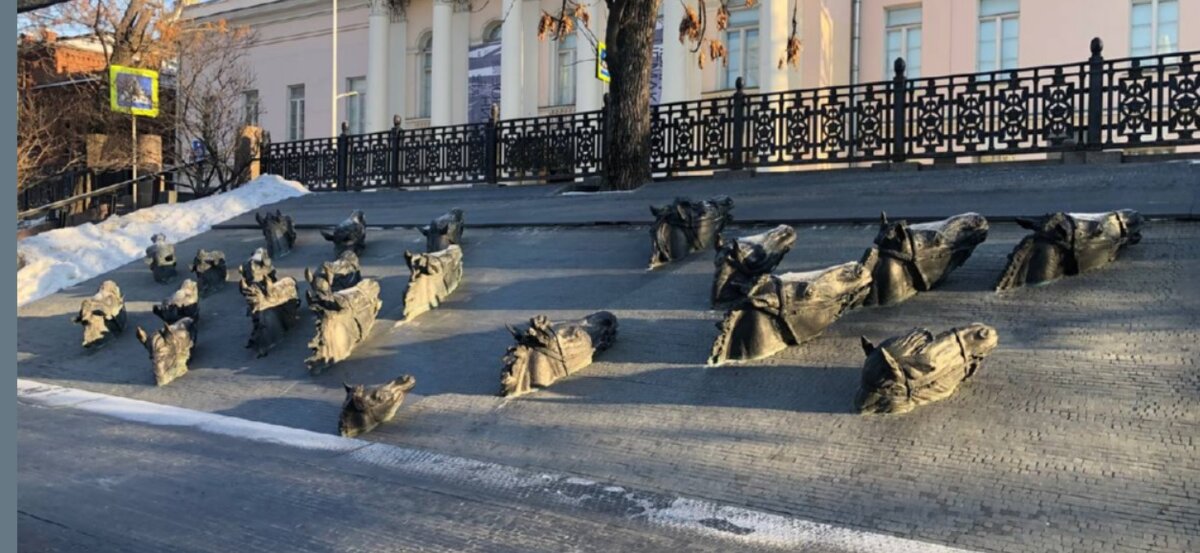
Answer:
[
  {"left": 331, "top": 0, "right": 338, "bottom": 137},
  {"left": 131, "top": 114, "right": 138, "bottom": 208}
]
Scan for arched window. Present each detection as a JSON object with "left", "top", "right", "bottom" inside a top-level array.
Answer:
[
  {"left": 419, "top": 31, "right": 433, "bottom": 118},
  {"left": 483, "top": 21, "right": 503, "bottom": 44},
  {"left": 554, "top": 33, "right": 577, "bottom": 106}
]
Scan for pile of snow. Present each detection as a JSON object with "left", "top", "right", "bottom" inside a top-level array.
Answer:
[{"left": 17, "top": 175, "right": 309, "bottom": 307}]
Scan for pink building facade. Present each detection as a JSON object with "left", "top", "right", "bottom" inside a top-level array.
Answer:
[{"left": 185, "top": 0, "right": 1196, "bottom": 142}]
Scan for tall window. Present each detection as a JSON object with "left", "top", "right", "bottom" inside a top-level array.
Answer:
[
  {"left": 242, "top": 89, "right": 260, "bottom": 127},
  {"left": 885, "top": 6, "right": 922, "bottom": 78},
  {"left": 1131, "top": 0, "right": 1178, "bottom": 57},
  {"left": 287, "top": 84, "right": 305, "bottom": 141},
  {"left": 419, "top": 32, "right": 433, "bottom": 118},
  {"left": 977, "top": 0, "right": 1018, "bottom": 73},
  {"left": 555, "top": 34, "right": 577, "bottom": 106},
  {"left": 346, "top": 76, "right": 366, "bottom": 134},
  {"left": 724, "top": 2, "right": 759, "bottom": 89}
]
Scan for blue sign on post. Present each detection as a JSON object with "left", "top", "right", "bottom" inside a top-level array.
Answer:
[{"left": 192, "top": 139, "right": 206, "bottom": 162}]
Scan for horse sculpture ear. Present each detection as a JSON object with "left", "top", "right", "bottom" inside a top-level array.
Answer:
[
  {"left": 649, "top": 205, "right": 664, "bottom": 218},
  {"left": 343, "top": 382, "right": 355, "bottom": 394},
  {"left": 403, "top": 250, "right": 415, "bottom": 268},
  {"left": 135, "top": 326, "right": 148, "bottom": 345},
  {"left": 504, "top": 323, "right": 522, "bottom": 340},
  {"left": 304, "top": 268, "right": 314, "bottom": 284},
  {"left": 255, "top": 212, "right": 264, "bottom": 225},
  {"left": 860, "top": 336, "right": 876, "bottom": 356},
  {"left": 1015, "top": 217, "right": 1039, "bottom": 231}
]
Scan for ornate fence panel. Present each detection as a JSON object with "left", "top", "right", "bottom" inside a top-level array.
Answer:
[
  {"left": 1099, "top": 51, "right": 1198, "bottom": 148},
  {"left": 650, "top": 95, "right": 738, "bottom": 174},
  {"left": 396, "top": 123, "right": 489, "bottom": 186},
  {"left": 262, "top": 136, "right": 339, "bottom": 190},
  {"left": 902, "top": 62, "right": 1090, "bottom": 159},
  {"left": 497, "top": 110, "right": 604, "bottom": 181},
  {"left": 744, "top": 81, "right": 895, "bottom": 166},
  {"left": 344, "top": 129, "right": 394, "bottom": 189},
  {"left": 258, "top": 40, "right": 1198, "bottom": 191}
]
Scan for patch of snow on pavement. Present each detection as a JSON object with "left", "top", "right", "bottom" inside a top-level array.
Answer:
[{"left": 17, "top": 175, "right": 308, "bottom": 306}]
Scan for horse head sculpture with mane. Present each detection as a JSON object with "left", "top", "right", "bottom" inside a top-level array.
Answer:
[
  {"left": 863, "top": 212, "right": 989, "bottom": 307},
  {"left": 189, "top": 249, "right": 228, "bottom": 297},
  {"left": 321, "top": 210, "right": 367, "bottom": 256},
  {"left": 338, "top": 375, "right": 418, "bottom": 437},
  {"left": 995, "top": 209, "right": 1143, "bottom": 291},
  {"left": 256, "top": 209, "right": 297, "bottom": 258},
  {"left": 709, "top": 249, "right": 877, "bottom": 365},
  {"left": 73, "top": 280, "right": 127, "bottom": 349},
  {"left": 420, "top": 208, "right": 465, "bottom": 252},
  {"left": 855, "top": 323, "right": 999, "bottom": 414},
  {"left": 711, "top": 225, "right": 797, "bottom": 306},
  {"left": 306, "top": 278, "right": 382, "bottom": 374},
  {"left": 401, "top": 245, "right": 463, "bottom": 322},
  {"left": 499, "top": 312, "right": 618, "bottom": 397},
  {"left": 648, "top": 196, "right": 734, "bottom": 269},
  {"left": 144, "top": 233, "right": 178, "bottom": 283},
  {"left": 239, "top": 250, "right": 300, "bottom": 358},
  {"left": 153, "top": 279, "right": 200, "bottom": 325},
  {"left": 304, "top": 250, "right": 363, "bottom": 306},
  {"left": 136, "top": 317, "right": 197, "bottom": 386}
]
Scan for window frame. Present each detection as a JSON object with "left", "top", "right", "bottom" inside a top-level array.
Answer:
[
  {"left": 977, "top": 0, "right": 1019, "bottom": 73},
  {"left": 345, "top": 76, "right": 366, "bottom": 135},
  {"left": 723, "top": 3, "right": 760, "bottom": 90},
  {"left": 287, "top": 84, "right": 305, "bottom": 141},
  {"left": 418, "top": 31, "right": 433, "bottom": 119},
  {"left": 242, "top": 89, "right": 260, "bottom": 128},
  {"left": 884, "top": 5, "right": 922, "bottom": 79},
  {"left": 1130, "top": 0, "right": 1179, "bottom": 57},
  {"left": 553, "top": 33, "right": 577, "bottom": 106}
]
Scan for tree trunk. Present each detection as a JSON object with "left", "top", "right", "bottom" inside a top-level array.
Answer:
[{"left": 603, "top": 0, "right": 662, "bottom": 191}]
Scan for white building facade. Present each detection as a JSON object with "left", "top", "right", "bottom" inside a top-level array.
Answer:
[{"left": 184, "top": 0, "right": 824, "bottom": 141}]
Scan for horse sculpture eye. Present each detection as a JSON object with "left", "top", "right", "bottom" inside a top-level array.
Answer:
[{"left": 976, "top": 328, "right": 991, "bottom": 339}]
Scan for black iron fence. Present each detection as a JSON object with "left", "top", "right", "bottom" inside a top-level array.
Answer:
[
  {"left": 17, "top": 163, "right": 196, "bottom": 226},
  {"left": 261, "top": 39, "right": 1199, "bottom": 191}
]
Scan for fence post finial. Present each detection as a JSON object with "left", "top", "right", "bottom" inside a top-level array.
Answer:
[
  {"left": 1085, "top": 37, "right": 1105, "bottom": 149},
  {"left": 340, "top": 121, "right": 349, "bottom": 135},
  {"left": 393, "top": 114, "right": 403, "bottom": 129},
  {"left": 893, "top": 57, "right": 907, "bottom": 79},
  {"left": 1090, "top": 37, "right": 1104, "bottom": 57}
]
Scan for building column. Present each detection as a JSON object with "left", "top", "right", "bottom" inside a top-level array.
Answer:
[
  {"left": 662, "top": 0, "right": 690, "bottom": 103},
  {"left": 758, "top": 0, "right": 787, "bottom": 92},
  {"left": 431, "top": 0, "right": 454, "bottom": 126},
  {"left": 521, "top": 0, "right": 540, "bottom": 117},
  {"left": 574, "top": 1, "right": 605, "bottom": 112},
  {"left": 500, "top": 0, "right": 523, "bottom": 120},
  {"left": 387, "top": 10, "right": 408, "bottom": 127},
  {"left": 759, "top": 0, "right": 790, "bottom": 93},
  {"left": 366, "top": 0, "right": 390, "bottom": 132}
]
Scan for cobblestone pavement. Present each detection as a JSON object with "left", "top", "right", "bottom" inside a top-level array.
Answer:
[
  {"left": 19, "top": 218, "right": 1199, "bottom": 552},
  {"left": 217, "top": 160, "right": 1200, "bottom": 228}
]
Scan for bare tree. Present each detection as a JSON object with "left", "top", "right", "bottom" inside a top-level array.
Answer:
[{"left": 174, "top": 21, "right": 259, "bottom": 197}]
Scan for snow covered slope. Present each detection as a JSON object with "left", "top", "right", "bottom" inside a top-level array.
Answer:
[{"left": 17, "top": 175, "right": 309, "bottom": 307}]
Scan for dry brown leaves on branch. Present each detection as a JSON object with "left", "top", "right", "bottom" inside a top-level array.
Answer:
[
  {"left": 679, "top": 5, "right": 701, "bottom": 44},
  {"left": 709, "top": 39, "right": 728, "bottom": 67},
  {"left": 537, "top": 11, "right": 557, "bottom": 41},
  {"left": 715, "top": 3, "right": 729, "bottom": 31},
  {"left": 779, "top": 37, "right": 802, "bottom": 69},
  {"left": 572, "top": 3, "right": 590, "bottom": 29}
]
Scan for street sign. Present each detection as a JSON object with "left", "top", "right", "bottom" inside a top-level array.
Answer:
[
  {"left": 597, "top": 41, "right": 610, "bottom": 83},
  {"left": 191, "top": 139, "right": 206, "bottom": 162},
  {"left": 109, "top": 65, "right": 159, "bottom": 118}
]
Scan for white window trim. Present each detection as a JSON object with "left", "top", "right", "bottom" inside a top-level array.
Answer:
[
  {"left": 418, "top": 32, "right": 433, "bottom": 119},
  {"left": 1131, "top": 0, "right": 1178, "bottom": 56},
  {"left": 723, "top": 9, "right": 759, "bottom": 90},
  {"left": 885, "top": 8, "right": 922, "bottom": 79},
  {"left": 552, "top": 36, "right": 577, "bottom": 107},
  {"left": 287, "top": 84, "right": 305, "bottom": 141},
  {"left": 978, "top": 11, "right": 1018, "bottom": 72},
  {"left": 346, "top": 76, "right": 366, "bottom": 135}
]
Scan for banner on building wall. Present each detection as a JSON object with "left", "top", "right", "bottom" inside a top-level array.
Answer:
[
  {"left": 468, "top": 42, "right": 502, "bottom": 124},
  {"left": 650, "top": 16, "right": 663, "bottom": 105},
  {"left": 109, "top": 65, "right": 159, "bottom": 118}
]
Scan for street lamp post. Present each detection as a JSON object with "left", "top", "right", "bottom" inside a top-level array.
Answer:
[{"left": 331, "top": 0, "right": 338, "bottom": 136}]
